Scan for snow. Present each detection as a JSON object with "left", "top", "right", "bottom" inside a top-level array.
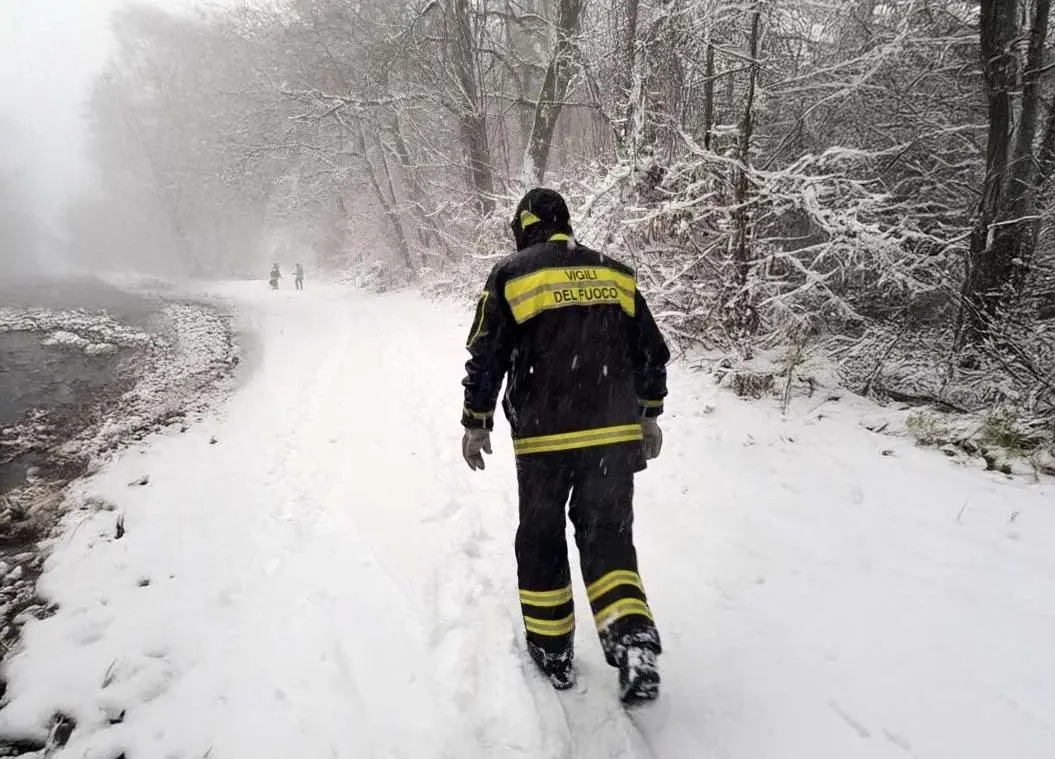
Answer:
[
  {"left": 40, "top": 331, "right": 89, "bottom": 350},
  {"left": 1, "top": 281, "right": 1054, "bottom": 758},
  {"left": 35, "top": 330, "right": 116, "bottom": 357},
  {"left": 58, "top": 301, "right": 236, "bottom": 459},
  {"left": 38, "top": 329, "right": 117, "bottom": 356},
  {"left": 0, "top": 308, "right": 160, "bottom": 352}
]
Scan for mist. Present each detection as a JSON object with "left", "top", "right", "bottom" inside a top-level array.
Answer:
[
  {"left": 0, "top": 0, "right": 233, "bottom": 280},
  {"left": 0, "top": 1, "right": 1054, "bottom": 755},
  {"left": 1, "top": 0, "right": 1052, "bottom": 356}
]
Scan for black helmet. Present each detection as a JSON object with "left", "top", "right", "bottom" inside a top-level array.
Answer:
[{"left": 510, "top": 188, "right": 573, "bottom": 250}]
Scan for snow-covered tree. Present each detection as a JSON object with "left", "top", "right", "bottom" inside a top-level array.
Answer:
[{"left": 74, "top": 0, "right": 1053, "bottom": 425}]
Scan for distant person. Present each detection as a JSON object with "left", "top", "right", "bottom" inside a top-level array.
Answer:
[
  {"left": 269, "top": 263, "right": 281, "bottom": 290},
  {"left": 294, "top": 263, "right": 304, "bottom": 290}
]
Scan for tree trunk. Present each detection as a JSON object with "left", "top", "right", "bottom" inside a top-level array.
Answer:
[
  {"left": 620, "top": 0, "right": 641, "bottom": 153},
  {"left": 702, "top": 30, "right": 715, "bottom": 151},
  {"left": 450, "top": 0, "right": 495, "bottom": 213},
  {"left": 522, "top": 0, "right": 586, "bottom": 185},
  {"left": 1026, "top": 82, "right": 1055, "bottom": 272},
  {"left": 958, "top": 0, "right": 1028, "bottom": 346},
  {"left": 621, "top": 0, "right": 639, "bottom": 98},
  {"left": 728, "top": 1, "right": 763, "bottom": 339},
  {"left": 388, "top": 112, "right": 454, "bottom": 259},
  {"left": 1006, "top": 0, "right": 1052, "bottom": 294},
  {"left": 378, "top": 140, "right": 415, "bottom": 267},
  {"left": 504, "top": 0, "right": 544, "bottom": 145},
  {"left": 344, "top": 113, "right": 415, "bottom": 273}
]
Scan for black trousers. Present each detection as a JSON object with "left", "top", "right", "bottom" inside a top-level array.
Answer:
[{"left": 515, "top": 451, "right": 660, "bottom": 665}]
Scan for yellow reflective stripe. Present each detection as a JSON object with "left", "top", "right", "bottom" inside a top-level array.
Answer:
[
  {"left": 586, "top": 570, "right": 644, "bottom": 603},
  {"left": 466, "top": 290, "right": 489, "bottom": 348},
  {"left": 593, "top": 598, "right": 653, "bottom": 630},
  {"left": 520, "top": 210, "right": 541, "bottom": 229},
  {"left": 519, "top": 586, "right": 573, "bottom": 607},
  {"left": 505, "top": 267, "right": 636, "bottom": 303},
  {"left": 513, "top": 424, "right": 643, "bottom": 455},
  {"left": 524, "top": 613, "right": 576, "bottom": 636},
  {"left": 463, "top": 406, "right": 493, "bottom": 421},
  {"left": 548, "top": 233, "right": 571, "bottom": 242},
  {"left": 503, "top": 267, "right": 636, "bottom": 324},
  {"left": 638, "top": 399, "right": 664, "bottom": 409}
]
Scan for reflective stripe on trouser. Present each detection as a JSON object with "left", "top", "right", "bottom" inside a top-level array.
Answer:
[
  {"left": 520, "top": 585, "right": 575, "bottom": 638},
  {"left": 514, "top": 452, "right": 659, "bottom": 661},
  {"left": 587, "top": 570, "right": 654, "bottom": 632},
  {"left": 516, "top": 461, "right": 575, "bottom": 652}
]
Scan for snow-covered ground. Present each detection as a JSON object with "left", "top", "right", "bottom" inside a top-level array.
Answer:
[{"left": 1, "top": 281, "right": 1053, "bottom": 758}]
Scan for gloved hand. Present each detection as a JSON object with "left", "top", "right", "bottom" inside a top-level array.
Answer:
[
  {"left": 462, "top": 428, "right": 492, "bottom": 471},
  {"left": 641, "top": 418, "right": 663, "bottom": 460}
]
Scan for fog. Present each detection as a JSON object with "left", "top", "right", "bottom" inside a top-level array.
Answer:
[
  {"left": 0, "top": 0, "right": 495, "bottom": 282},
  {"left": 0, "top": 0, "right": 222, "bottom": 279}
]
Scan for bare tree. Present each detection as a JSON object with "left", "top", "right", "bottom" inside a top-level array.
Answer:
[
  {"left": 959, "top": 0, "right": 1054, "bottom": 346},
  {"left": 72, "top": 0, "right": 1055, "bottom": 433},
  {"left": 727, "top": 0, "right": 764, "bottom": 339},
  {"left": 523, "top": 0, "right": 587, "bottom": 185},
  {"left": 448, "top": 0, "right": 497, "bottom": 212}
]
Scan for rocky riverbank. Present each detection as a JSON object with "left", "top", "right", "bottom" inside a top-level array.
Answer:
[{"left": 0, "top": 278, "right": 240, "bottom": 665}]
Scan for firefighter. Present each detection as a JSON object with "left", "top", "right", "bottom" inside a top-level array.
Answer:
[
  {"left": 460, "top": 187, "right": 670, "bottom": 703},
  {"left": 294, "top": 262, "right": 305, "bottom": 290}
]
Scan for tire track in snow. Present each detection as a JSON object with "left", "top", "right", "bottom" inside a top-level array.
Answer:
[
  {"left": 351, "top": 296, "right": 561, "bottom": 757},
  {"left": 241, "top": 294, "right": 466, "bottom": 757},
  {"left": 318, "top": 293, "right": 639, "bottom": 758},
  {"left": 247, "top": 291, "right": 583, "bottom": 757}
]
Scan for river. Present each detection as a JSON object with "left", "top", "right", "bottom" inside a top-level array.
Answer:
[{"left": 0, "top": 276, "right": 159, "bottom": 486}]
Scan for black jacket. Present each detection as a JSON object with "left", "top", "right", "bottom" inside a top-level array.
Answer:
[{"left": 461, "top": 236, "right": 670, "bottom": 469}]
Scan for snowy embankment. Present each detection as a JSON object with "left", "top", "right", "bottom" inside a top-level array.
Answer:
[
  {"left": 0, "top": 295, "right": 237, "bottom": 667},
  {"left": 0, "top": 281, "right": 1053, "bottom": 758}
]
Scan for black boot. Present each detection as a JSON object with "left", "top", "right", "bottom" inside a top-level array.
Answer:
[
  {"left": 618, "top": 644, "right": 660, "bottom": 704},
  {"left": 602, "top": 626, "right": 661, "bottom": 704},
  {"left": 527, "top": 641, "right": 575, "bottom": 690}
]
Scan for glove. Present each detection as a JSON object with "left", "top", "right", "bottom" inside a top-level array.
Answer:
[
  {"left": 641, "top": 418, "right": 663, "bottom": 460},
  {"left": 462, "top": 428, "right": 492, "bottom": 471}
]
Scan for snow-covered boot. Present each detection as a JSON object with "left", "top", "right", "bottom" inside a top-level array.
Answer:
[
  {"left": 618, "top": 644, "right": 660, "bottom": 704},
  {"left": 527, "top": 642, "right": 575, "bottom": 690}
]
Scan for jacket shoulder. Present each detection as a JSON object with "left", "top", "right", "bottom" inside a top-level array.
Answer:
[
  {"left": 496, "top": 244, "right": 553, "bottom": 279},
  {"left": 482, "top": 252, "right": 520, "bottom": 282},
  {"left": 582, "top": 246, "right": 635, "bottom": 278},
  {"left": 494, "top": 242, "right": 636, "bottom": 279}
]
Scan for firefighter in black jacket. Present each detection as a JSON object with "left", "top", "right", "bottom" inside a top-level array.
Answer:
[{"left": 461, "top": 188, "right": 670, "bottom": 703}]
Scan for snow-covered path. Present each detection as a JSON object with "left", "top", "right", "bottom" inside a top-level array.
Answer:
[{"left": 2, "top": 282, "right": 1054, "bottom": 758}]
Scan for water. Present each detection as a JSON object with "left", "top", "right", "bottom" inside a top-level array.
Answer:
[
  {"left": 0, "top": 276, "right": 158, "bottom": 418},
  {"left": 0, "top": 277, "right": 186, "bottom": 665},
  {"left": 0, "top": 331, "right": 120, "bottom": 426},
  {"left": 0, "top": 275, "right": 158, "bottom": 322},
  {"left": 0, "top": 276, "right": 160, "bottom": 488}
]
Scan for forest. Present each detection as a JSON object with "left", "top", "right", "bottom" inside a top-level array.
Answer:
[{"left": 68, "top": 0, "right": 1055, "bottom": 464}]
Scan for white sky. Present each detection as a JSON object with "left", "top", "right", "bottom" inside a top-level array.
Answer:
[{"left": 0, "top": 0, "right": 219, "bottom": 230}]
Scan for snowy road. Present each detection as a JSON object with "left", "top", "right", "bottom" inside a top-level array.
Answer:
[{"left": 1, "top": 282, "right": 1054, "bottom": 758}]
